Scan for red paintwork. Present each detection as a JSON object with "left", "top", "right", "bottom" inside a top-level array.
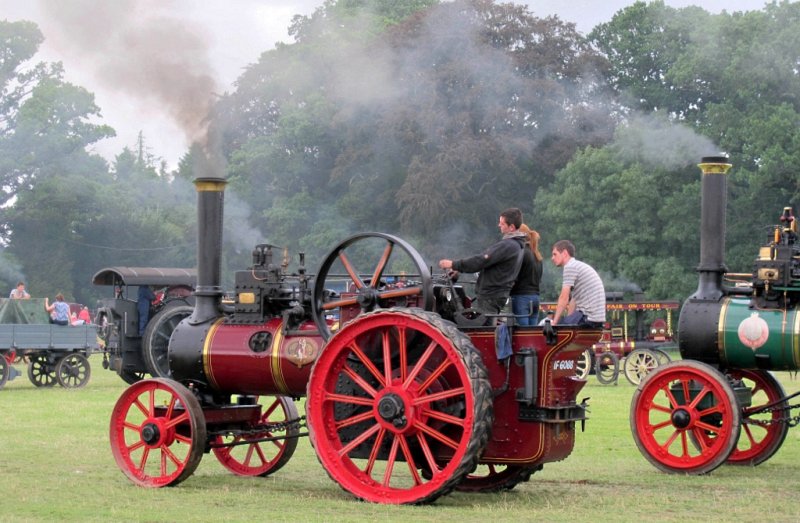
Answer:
[
  {"left": 202, "top": 314, "right": 597, "bottom": 467},
  {"left": 204, "top": 318, "right": 322, "bottom": 397},
  {"left": 468, "top": 328, "right": 596, "bottom": 466}
]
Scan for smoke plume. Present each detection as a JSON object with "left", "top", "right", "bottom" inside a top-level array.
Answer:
[{"left": 38, "top": 0, "right": 220, "bottom": 164}]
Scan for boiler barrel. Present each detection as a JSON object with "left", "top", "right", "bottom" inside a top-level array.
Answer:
[
  {"left": 170, "top": 318, "right": 322, "bottom": 396},
  {"left": 680, "top": 297, "right": 800, "bottom": 370}
]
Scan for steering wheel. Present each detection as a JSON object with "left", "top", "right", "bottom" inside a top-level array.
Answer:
[{"left": 312, "top": 233, "right": 433, "bottom": 340}]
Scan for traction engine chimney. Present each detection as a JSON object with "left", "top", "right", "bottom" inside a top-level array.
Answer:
[
  {"left": 677, "top": 156, "right": 732, "bottom": 364},
  {"left": 693, "top": 156, "right": 733, "bottom": 300},
  {"left": 190, "top": 176, "right": 226, "bottom": 324}
]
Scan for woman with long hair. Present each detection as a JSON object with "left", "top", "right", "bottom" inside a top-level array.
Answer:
[{"left": 510, "top": 224, "right": 543, "bottom": 325}]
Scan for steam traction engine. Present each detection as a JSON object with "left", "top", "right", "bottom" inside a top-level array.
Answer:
[
  {"left": 631, "top": 157, "right": 800, "bottom": 474},
  {"left": 108, "top": 176, "right": 600, "bottom": 504}
]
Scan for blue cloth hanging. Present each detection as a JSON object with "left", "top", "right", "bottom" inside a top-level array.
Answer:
[{"left": 495, "top": 323, "right": 513, "bottom": 360}]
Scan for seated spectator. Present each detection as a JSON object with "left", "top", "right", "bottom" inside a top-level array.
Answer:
[
  {"left": 78, "top": 306, "right": 91, "bottom": 324},
  {"left": 9, "top": 281, "right": 31, "bottom": 299},
  {"left": 45, "top": 294, "right": 71, "bottom": 326}
]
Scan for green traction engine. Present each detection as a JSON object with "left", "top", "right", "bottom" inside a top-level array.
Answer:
[{"left": 630, "top": 156, "right": 800, "bottom": 475}]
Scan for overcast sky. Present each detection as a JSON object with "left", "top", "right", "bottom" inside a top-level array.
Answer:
[{"left": 0, "top": 0, "right": 771, "bottom": 168}]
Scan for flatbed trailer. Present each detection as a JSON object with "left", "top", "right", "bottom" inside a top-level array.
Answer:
[{"left": 0, "top": 299, "right": 100, "bottom": 390}]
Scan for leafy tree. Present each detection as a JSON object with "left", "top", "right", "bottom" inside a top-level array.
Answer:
[
  {"left": 0, "top": 21, "right": 114, "bottom": 210},
  {"left": 534, "top": 131, "right": 702, "bottom": 301},
  {"left": 587, "top": 0, "right": 800, "bottom": 292},
  {"left": 218, "top": 0, "right": 615, "bottom": 266}
]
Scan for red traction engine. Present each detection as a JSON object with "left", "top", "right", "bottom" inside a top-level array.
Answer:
[
  {"left": 630, "top": 157, "right": 800, "bottom": 474},
  {"left": 108, "top": 176, "right": 600, "bottom": 504}
]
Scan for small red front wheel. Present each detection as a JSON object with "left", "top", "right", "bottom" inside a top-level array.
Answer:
[
  {"left": 109, "top": 378, "right": 206, "bottom": 487},
  {"left": 630, "top": 360, "right": 740, "bottom": 474}
]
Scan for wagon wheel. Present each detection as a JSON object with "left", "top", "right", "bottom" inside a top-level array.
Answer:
[
  {"left": 212, "top": 395, "right": 300, "bottom": 476},
  {"left": 724, "top": 370, "right": 788, "bottom": 466},
  {"left": 623, "top": 348, "right": 659, "bottom": 386},
  {"left": 55, "top": 353, "right": 91, "bottom": 388},
  {"left": 455, "top": 463, "right": 541, "bottom": 493},
  {"left": 306, "top": 308, "right": 493, "bottom": 504},
  {"left": 595, "top": 352, "right": 619, "bottom": 385},
  {"left": 0, "top": 356, "right": 8, "bottom": 389},
  {"left": 575, "top": 349, "right": 593, "bottom": 379},
  {"left": 109, "top": 378, "right": 206, "bottom": 487},
  {"left": 312, "top": 233, "right": 434, "bottom": 341},
  {"left": 653, "top": 348, "right": 672, "bottom": 365},
  {"left": 630, "top": 361, "right": 740, "bottom": 474},
  {"left": 142, "top": 305, "right": 193, "bottom": 378},
  {"left": 27, "top": 355, "right": 57, "bottom": 387}
]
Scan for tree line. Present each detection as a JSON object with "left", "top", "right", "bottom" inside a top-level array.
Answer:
[{"left": 1, "top": 0, "right": 798, "bottom": 308}]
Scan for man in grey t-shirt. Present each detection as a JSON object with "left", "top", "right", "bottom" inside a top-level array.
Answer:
[{"left": 550, "top": 240, "right": 605, "bottom": 327}]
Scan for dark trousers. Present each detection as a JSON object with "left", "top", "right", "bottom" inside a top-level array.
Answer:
[
  {"left": 474, "top": 296, "right": 507, "bottom": 315},
  {"left": 561, "top": 310, "right": 603, "bottom": 328}
]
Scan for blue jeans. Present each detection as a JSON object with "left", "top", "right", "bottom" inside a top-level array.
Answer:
[{"left": 511, "top": 294, "right": 539, "bottom": 326}]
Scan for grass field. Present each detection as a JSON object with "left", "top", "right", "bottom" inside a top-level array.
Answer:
[{"left": 2, "top": 355, "right": 800, "bottom": 522}]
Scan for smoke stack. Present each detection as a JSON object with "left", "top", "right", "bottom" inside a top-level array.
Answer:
[
  {"left": 190, "top": 176, "right": 226, "bottom": 323},
  {"left": 692, "top": 156, "right": 733, "bottom": 300}
]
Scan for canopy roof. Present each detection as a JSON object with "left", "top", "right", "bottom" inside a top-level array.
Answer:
[{"left": 91, "top": 267, "right": 196, "bottom": 287}]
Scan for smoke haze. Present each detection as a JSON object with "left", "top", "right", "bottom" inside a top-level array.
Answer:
[{"left": 38, "top": 0, "right": 218, "bottom": 155}]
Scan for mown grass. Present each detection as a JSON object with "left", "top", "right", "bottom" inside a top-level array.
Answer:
[{"left": 1, "top": 355, "right": 799, "bottom": 522}]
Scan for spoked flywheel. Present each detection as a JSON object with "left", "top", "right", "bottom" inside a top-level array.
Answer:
[
  {"left": 630, "top": 361, "right": 740, "bottom": 474},
  {"left": 306, "top": 308, "right": 493, "bottom": 504},
  {"left": 109, "top": 378, "right": 206, "bottom": 487},
  {"left": 312, "top": 233, "right": 433, "bottom": 341}
]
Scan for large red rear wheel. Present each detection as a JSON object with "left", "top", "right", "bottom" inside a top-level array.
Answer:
[
  {"left": 212, "top": 395, "right": 300, "bottom": 476},
  {"left": 109, "top": 378, "right": 206, "bottom": 487},
  {"left": 630, "top": 361, "right": 740, "bottom": 474},
  {"left": 726, "top": 369, "right": 788, "bottom": 466},
  {"left": 307, "top": 308, "right": 492, "bottom": 504}
]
